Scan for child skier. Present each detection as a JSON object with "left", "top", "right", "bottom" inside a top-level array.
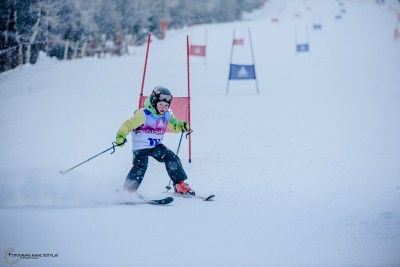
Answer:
[{"left": 115, "top": 86, "right": 195, "bottom": 195}]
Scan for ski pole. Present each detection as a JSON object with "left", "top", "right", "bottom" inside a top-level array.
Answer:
[
  {"left": 166, "top": 130, "right": 194, "bottom": 191},
  {"left": 60, "top": 139, "right": 126, "bottom": 174},
  {"left": 176, "top": 125, "right": 193, "bottom": 155},
  {"left": 176, "top": 129, "right": 193, "bottom": 155},
  {"left": 166, "top": 132, "right": 185, "bottom": 191},
  {"left": 176, "top": 131, "right": 185, "bottom": 155}
]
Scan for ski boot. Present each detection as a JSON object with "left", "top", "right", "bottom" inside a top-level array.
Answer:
[{"left": 174, "top": 181, "right": 195, "bottom": 196}]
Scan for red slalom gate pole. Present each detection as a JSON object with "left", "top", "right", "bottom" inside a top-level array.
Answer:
[
  {"left": 186, "top": 35, "right": 192, "bottom": 163},
  {"left": 139, "top": 34, "right": 151, "bottom": 107}
]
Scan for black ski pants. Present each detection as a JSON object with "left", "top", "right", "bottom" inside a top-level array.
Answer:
[{"left": 124, "top": 144, "right": 187, "bottom": 191}]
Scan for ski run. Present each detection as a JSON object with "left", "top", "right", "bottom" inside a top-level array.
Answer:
[{"left": 1, "top": 0, "right": 400, "bottom": 266}]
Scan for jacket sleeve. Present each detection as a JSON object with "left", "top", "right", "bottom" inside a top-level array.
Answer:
[
  {"left": 167, "top": 112, "right": 184, "bottom": 133},
  {"left": 118, "top": 109, "right": 146, "bottom": 136}
]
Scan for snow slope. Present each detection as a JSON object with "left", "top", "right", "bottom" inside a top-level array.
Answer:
[{"left": 1, "top": 0, "right": 400, "bottom": 266}]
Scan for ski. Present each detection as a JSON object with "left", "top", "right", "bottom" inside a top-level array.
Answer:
[
  {"left": 123, "top": 197, "right": 174, "bottom": 205},
  {"left": 146, "top": 197, "right": 174, "bottom": 205},
  {"left": 115, "top": 188, "right": 173, "bottom": 205},
  {"left": 164, "top": 192, "right": 215, "bottom": 201},
  {"left": 192, "top": 194, "right": 215, "bottom": 201}
]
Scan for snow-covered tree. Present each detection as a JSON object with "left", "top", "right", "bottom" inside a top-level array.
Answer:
[{"left": 1, "top": 0, "right": 264, "bottom": 72}]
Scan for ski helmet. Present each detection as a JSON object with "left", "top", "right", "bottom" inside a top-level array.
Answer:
[{"left": 150, "top": 86, "right": 173, "bottom": 109}]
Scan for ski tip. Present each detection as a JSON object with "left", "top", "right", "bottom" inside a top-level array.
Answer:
[
  {"left": 204, "top": 195, "right": 215, "bottom": 201},
  {"left": 148, "top": 197, "right": 174, "bottom": 205},
  {"left": 163, "top": 197, "right": 174, "bottom": 204}
]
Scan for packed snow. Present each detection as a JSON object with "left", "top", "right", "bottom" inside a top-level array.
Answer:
[{"left": 1, "top": 0, "right": 400, "bottom": 266}]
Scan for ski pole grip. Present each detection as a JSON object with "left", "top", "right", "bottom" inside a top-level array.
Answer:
[
  {"left": 115, "top": 138, "right": 127, "bottom": 146},
  {"left": 112, "top": 139, "right": 127, "bottom": 154},
  {"left": 185, "top": 129, "right": 193, "bottom": 139}
]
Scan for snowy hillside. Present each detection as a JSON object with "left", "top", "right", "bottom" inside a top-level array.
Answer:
[{"left": 1, "top": 0, "right": 400, "bottom": 266}]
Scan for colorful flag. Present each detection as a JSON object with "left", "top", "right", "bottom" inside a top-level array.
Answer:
[
  {"left": 296, "top": 44, "right": 309, "bottom": 53},
  {"left": 233, "top": 39, "right": 244, "bottom": 45},
  {"left": 229, "top": 64, "right": 256, "bottom": 80},
  {"left": 313, "top": 24, "right": 322, "bottom": 30},
  {"left": 189, "top": 45, "right": 206, "bottom": 56}
]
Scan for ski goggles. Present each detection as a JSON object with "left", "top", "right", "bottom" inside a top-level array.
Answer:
[{"left": 158, "top": 94, "right": 173, "bottom": 102}]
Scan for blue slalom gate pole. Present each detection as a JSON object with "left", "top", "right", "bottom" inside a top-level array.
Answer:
[
  {"left": 226, "top": 30, "right": 236, "bottom": 94},
  {"left": 248, "top": 28, "right": 259, "bottom": 94}
]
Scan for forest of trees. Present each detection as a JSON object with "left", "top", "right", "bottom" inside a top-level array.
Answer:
[{"left": 0, "top": 0, "right": 264, "bottom": 73}]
